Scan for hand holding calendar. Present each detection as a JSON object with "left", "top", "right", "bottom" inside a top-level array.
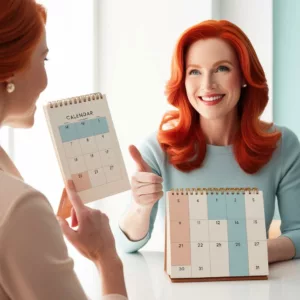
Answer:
[
  {"left": 129, "top": 145, "right": 163, "bottom": 206},
  {"left": 44, "top": 93, "right": 130, "bottom": 218}
]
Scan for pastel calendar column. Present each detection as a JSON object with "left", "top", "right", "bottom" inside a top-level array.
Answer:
[
  {"left": 59, "top": 123, "right": 92, "bottom": 191},
  {"left": 245, "top": 191, "right": 269, "bottom": 276},
  {"left": 92, "top": 118, "right": 122, "bottom": 183},
  {"left": 188, "top": 191, "right": 210, "bottom": 278},
  {"left": 226, "top": 192, "right": 249, "bottom": 277},
  {"left": 207, "top": 191, "right": 229, "bottom": 277},
  {"left": 169, "top": 192, "right": 191, "bottom": 278},
  {"left": 76, "top": 120, "right": 107, "bottom": 188}
]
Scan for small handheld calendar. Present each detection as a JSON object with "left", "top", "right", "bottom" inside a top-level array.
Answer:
[
  {"left": 44, "top": 92, "right": 130, "bottom": 218},
  {"left": 165, "top": 187, "right": 269, "bottom": 282}
]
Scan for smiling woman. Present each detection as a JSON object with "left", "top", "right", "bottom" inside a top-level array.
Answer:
[{"left": 118, "top": 20, "right": 300, "bottom": 267}]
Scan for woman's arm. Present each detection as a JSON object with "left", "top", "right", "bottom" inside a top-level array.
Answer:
[
  {"left": 117, "top": 143, "right": 163, "bottom": 253},
  {"left": 274, "top": 127, "right": 300, "bottom": 262},
  {"left": 268, "top": 236, "right": 295, "bottom": 263},
  {"left": 0, "top": 191, "right": 88, "bottom": 300}
]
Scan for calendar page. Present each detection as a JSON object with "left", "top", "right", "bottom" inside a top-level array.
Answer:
[
  {"left": 165, "top": 188, "right": 269, "bottom": 282},
  {"left": 44, "top": 93, "right": 130, "bottom": 217}
]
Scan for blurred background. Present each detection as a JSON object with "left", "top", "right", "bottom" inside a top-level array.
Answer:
[{"left": 0, "top": 0, "right": 299, "bottom": 297}]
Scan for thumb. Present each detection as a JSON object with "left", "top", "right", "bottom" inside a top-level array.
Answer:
[
  {"left": 129, "top": 144, "right": 152, "bottom": 172},
  {"left": 57, "top": 216, "right": 76, "bottom": 243}
]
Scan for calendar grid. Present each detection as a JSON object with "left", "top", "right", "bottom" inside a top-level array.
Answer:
[
  {"left": 59, "top": 117, "right": 122, "bottom": 192},
  {"left": 167, "top": 188, "right": 269, "bottom": 280}
]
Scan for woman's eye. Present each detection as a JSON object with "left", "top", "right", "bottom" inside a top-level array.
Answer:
[
  {"left": 189, "top": 69, "right": 200, "bottom": 75},
  {"left": 217, "top": 65, "right": 229, "bottom": 72}
]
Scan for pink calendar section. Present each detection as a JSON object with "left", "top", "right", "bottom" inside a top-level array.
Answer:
[
  {"left": 168, "top": 190, "right": 268, "bottom": 279},
  {"left": 59, "top": 117, "right": 122, "bottom": 191}
]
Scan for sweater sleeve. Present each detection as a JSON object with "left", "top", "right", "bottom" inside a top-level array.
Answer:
[
  {"left": 115, "top": 133, "right": 162, "bottom": 253},
  {"left": 276, "top": 126, "right": 300, "bottom": 258},
  {"left": 0, "top": 190, "right": 88, "bottom": 300}
]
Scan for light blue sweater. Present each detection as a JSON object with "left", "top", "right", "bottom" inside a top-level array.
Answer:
[{"left": 116, "top": 125, "right": 300, "bottom": 258}]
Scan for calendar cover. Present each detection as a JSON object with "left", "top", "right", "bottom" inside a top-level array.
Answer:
[{"left": 44, "top": 92, "right": 130, "bottom": 218}]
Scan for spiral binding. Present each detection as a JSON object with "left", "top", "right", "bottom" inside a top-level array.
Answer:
[
  {"left": 170, "top": 187, "right": 259, "bottom": 195},
  {"left": 48, "top": 92, "right": 103, "bottom": 108}
]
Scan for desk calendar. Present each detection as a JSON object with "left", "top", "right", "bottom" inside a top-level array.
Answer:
[
  {"left": 165, "top": 188, "right": 269, "bottom": 282},
  {"left": 44, "top": 92, "right": 130, "bottom": 218}
]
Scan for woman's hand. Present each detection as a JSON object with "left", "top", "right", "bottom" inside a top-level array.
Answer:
[
  {"left": 129, "top": 145, "right": 163, "bottom": 208},
  {"left": 57, "top": 180, "right": 118, "bottom": 264}
]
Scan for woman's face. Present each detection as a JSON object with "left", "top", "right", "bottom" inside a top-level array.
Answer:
[
  {"left": 1, "top": 30, "right": 48, "bottom": 128},
  {"left": 185, "top": 38, "right": 245, "bottom": 121}
]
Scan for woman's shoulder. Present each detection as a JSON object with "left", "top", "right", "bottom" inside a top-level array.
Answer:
[
  {"left": 0, "top": 171, "right": 51, "bottom": 229},
  {"left": 272, "top": 124, "right": 299, "bottom": 144},
  {"left": 138, "top": 130, "right": 163, "bottom": 155}
]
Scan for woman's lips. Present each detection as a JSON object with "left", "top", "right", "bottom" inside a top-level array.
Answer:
[{"left": 198, "top": 94, "right": 225, "bottom": 106}]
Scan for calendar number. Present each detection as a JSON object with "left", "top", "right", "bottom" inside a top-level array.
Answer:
[
  {"left": 254, "top": 242, "right": 260, "bottom": 246},
  {"left": 256, "top": 265, "right": 260, "bottom": 270},
  {"left": 234, "top": 198, "right": 237, "bottom": 202},
  {"left": 216, "top": 221, "right": 220, "bottom": 225},
  {"left": 235, "top": 242, "right": 241, "bottom": 247},
  {"left": 78, "top": 173, "right": 83, "bottom": 179},
  {"left": 252, "top": 198, "right": 255, "bottom": 202},
  {"left": 234, "top": 220, "right": 240, "bottom": 225},
  {"left": 197, "top": 220, "right": 201, "bottom": 225},
  {"left": 253, "top": 220, "right": 258, "bottom": 224},
  {"left": 179, "top": 244, "right": 184, "bottom": 248},
  {"left": 216, "top": 243, "right": 222, "bottom": 247},
  {"left": 94, "top": 170, "right": 98, "bottom": 174},
  {"left": 179, "top": 267, "right": 185, "bottom": 271},
  {"left": 198, "top": 243, "right": 203, "bottom": 248},
  {"left": 177, "top": 199, "right": 180, "bottom": 203},
  {"left": 199, "top": 266, "right": 204, "bottom": 271}
]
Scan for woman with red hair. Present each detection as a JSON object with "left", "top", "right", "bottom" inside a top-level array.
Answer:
[
  {"left": 0, "top": 1, "right": 127, "bottom": 299},
  {"left": 119, "top": 20, "right": 300, "bottom": 264}
]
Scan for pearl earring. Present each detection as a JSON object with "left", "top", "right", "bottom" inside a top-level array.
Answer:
[
  {"left": 6, "top": 82, "right": 15, "bottom": 93},
  {"left": 242, "top": 83, "right": 247, "bottom": 88}
]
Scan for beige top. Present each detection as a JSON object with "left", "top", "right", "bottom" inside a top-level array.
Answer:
[{"left": 0, "top": 147, "right": 127, "bottom": 300}]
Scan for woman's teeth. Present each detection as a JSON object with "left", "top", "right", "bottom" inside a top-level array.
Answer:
[{"left": 201, "top": 95, "right": 224, "bottom": 101}]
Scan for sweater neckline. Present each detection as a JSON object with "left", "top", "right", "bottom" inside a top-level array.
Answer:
[{"left": 206, "top": 144, "right": 233, "bottom": 155}]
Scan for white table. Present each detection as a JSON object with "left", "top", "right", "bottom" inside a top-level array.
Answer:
[{"left": 74, "top": 250, "right": 300, "bottom": 300}]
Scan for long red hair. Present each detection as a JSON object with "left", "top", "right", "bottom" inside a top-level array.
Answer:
[
  {"left": 158, "top": 20, "right": 281, "bottom": 174},
  {"left": 0, "top": 0, "right": 47, "bottom": 81}
]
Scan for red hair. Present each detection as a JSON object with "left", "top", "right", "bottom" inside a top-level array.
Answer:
[
  {"left": 0, "top": 0, "right": 47, "bottom": 81},
  {"left": 158, "top": 20, "right": 281, "bottom": 174}
]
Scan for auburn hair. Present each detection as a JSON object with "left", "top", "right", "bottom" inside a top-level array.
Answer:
[
  {"left": 0, "top": 0, "right": 47, "bottom": 82},
  {"left": 158, "top": 19, "right": 281, "bottom": 174}
]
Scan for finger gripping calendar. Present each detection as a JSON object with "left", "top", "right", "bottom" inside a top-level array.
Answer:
[
  {"left": 44, "top": 93, "right": 130, "bottom": 218},
  {"left": 165, "top": 187, "right": 269, "bottom": 282}
]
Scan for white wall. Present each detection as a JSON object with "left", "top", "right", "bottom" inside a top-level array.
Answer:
[
  {"left": 95, "top": 0, "right": 213, "bottom": 251},
  {"left": 13, "top": 0, "right": 94, "bottom": 209},
  {"left": 218, "top": 0, "right": 273, "bottom": 122}
]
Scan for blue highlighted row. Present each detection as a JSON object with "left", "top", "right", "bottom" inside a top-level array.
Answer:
[
  {"left": 207, "top": 193, "right": 246, "bottom": 220},
  {"left": 59, "top": 117, "right": 109, "bottom": 142}
]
